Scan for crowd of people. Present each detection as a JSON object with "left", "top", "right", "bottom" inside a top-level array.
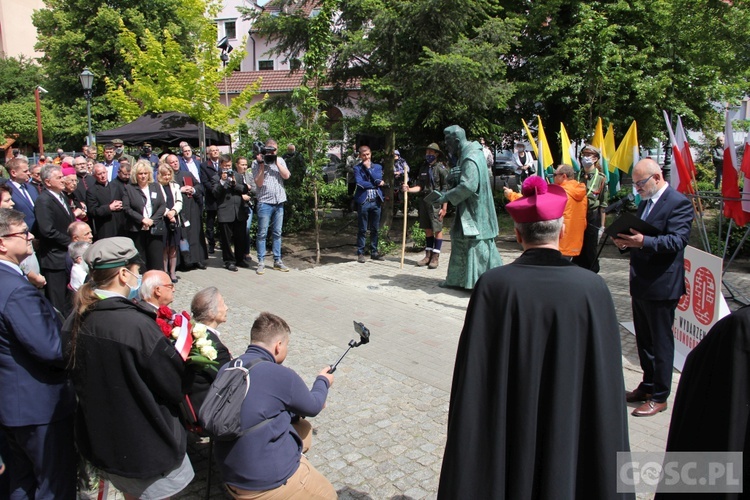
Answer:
[{"left": 3, "top": 128, "right": 747, "bottom": 499}]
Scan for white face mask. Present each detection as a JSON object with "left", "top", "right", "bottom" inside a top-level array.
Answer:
[{"left": 581, "top": 156, "right": 596, "bottom": 169}]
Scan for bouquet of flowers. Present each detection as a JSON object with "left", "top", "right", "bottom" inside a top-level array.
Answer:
[{"left": 155, "top": 306, "right": 219, "bottom": 371}]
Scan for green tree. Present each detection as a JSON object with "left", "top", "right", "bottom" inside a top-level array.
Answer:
[
  {"left": 32, "top": 0, "right": 216, "bottom": 137},
  {"left": 249, "top": 0, "right": 519, "bottom": 226},
  {"left": 0, "top": 56, "right": 65, "bottom": 148},
  {"left": 499, "top": 0, "right": 750, "bottom": 151},
  {"left": 105, "top": 21, "right": 261, "bottom": 133}
]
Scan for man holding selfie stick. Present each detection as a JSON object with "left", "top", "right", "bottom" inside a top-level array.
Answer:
[{"left": 214, "top": 312, "right": 336, "bottom": 500}]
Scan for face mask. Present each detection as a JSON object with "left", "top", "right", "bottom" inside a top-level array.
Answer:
[
  {"left": 264, "top": 154, "right": 277, "bottom": 165},
  {"left": 425, "top": 154, "right": 436, "bottom": 164},
  {"left": 115, "top": 147, "right": 124, "bottom": 155},
  {"left": 581, "top": 156, "right": 596, "bottom": 169},
  {"left": 125, "top": 269, "right": 142, "bottom": 301}
]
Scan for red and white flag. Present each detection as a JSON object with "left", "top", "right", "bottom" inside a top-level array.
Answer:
[
  {"left": 722, "top": 113, "right": 749, "bottom": 227},
  {"left": 676, "top": 116, "right": 696, "bottom": 180},
  {"left": 663, "top": 111, "right": 693, "bottom": 194},
  {"left": 172, "top": 311, "right": 193, "bottom": 361}
]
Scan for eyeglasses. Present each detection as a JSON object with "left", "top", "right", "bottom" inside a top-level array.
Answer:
[
  {"left": 158, "top": 283, "right": 175, "bottom": 290},
  {"left": 634, "top": 174, "right": 655, "bottom": 188},
  {"left": 0, "top": 229, "right": 31, "bottom": 239}
]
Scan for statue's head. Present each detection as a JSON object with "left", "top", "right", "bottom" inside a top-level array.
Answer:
[{"left": 443, "top": 125, "right": 466, "bottom": 157}]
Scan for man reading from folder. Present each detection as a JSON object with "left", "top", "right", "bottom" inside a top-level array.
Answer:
[{"left": 612, "top": 158, "right": 693, "bottom": 417}]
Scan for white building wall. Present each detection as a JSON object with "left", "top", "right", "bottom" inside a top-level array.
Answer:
[
  {"left": 215, "top": 0, "right": 296, "bottom": 72},
  {"left": 0, "top": 0, "right": 45, "bottom": 59}
]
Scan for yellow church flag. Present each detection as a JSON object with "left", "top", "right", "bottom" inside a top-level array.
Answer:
[
  {"left": 609, "top": 121, "right": 639, "bottom": 173},
  {"left": 591, "top": 117, "right": 605, "bottom": 152},
  {"left": 522, "top": 118, "right": 540, "bottom": 158},
  {"left": 536, "top": 116, "right": 554, "bottom": 173}
]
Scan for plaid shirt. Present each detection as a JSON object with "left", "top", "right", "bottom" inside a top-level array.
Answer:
[{"left": 252, "top": 157, "right": 288, "bottom": 204}]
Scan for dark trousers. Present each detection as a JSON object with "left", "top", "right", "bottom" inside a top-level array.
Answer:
[
  {"left": 632, "top": 297, "right": 679, "bottom": 402},
  {"left": 219, "top": 219, "right": 245, "bottom": 265},
  {"left": 572, "top": 209, "right": 601, "bottom": 273},
  {"left": 2, "top": 416, "right": 76, "bottom": 500},
  {"left": 356, "top": 200, "right": 382, "bottom": 255},
  {"left": 131, "top": 230, "right": 164, "bottom": 271},
  {"left": 714, "top": 161, "right": 723, "bottom": 189},
  {"left": 206, "top": 209, "right": 218, "bottom": 248},
  {"left": 41, "top": 269, "right": 69, "bottom": 318}
]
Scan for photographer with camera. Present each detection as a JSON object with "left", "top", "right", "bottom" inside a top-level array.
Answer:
[
  {"left": 252, "top": 139, "right": 291, "bottom": 275},
  {"left": 212, "top": 155, "right": 249, "bottom": 272},
  {"left": 214, "top": 312, "right": 336, "bottom": 500}
]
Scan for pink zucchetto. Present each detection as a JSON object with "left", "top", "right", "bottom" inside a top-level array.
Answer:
[{"left": 505, "top": 176, "right": 568, "bottom": 223}]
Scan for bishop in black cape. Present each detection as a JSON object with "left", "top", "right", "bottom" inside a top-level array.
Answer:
[
  {"left": 437, "top": 249, "right": 633, "bottom": 499},
  {"left": 656, "top": 304, "right": 750, "bottom": 499}
]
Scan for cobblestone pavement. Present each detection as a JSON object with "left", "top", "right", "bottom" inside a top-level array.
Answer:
[{"left": 93, "top": 243, "right": 749, "bottom": 500}]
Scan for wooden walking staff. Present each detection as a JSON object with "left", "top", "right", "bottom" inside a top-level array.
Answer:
[{"left": 400, "top": 168, "right": 409, "bottom": 269}]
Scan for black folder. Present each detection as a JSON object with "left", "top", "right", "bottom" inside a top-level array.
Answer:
[{"left": 604, "top": 212, "right": 659, "bottom": 238}]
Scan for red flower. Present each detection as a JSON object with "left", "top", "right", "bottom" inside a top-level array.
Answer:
[
  {"left": 173, "top": 314, "right": 183, "bottom": 327},
  {"left": 156, "top": 306, "right": 174, "bottom": 320},
  {"left": 156, "top": 318, "right": 173, "bottom": 338}
]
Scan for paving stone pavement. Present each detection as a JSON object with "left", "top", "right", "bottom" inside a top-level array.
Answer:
[{"left": 92, "top": 244, "right": 750, "bottom": 500}]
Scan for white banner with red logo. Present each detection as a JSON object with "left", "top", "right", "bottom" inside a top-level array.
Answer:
[{"left": 672, "top": 246, "right": 730, "bottom": 371}]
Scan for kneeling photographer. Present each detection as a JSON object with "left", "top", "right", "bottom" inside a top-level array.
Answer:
[
  {"left": 214, "top": 312, "right": 336, "bottom": 500},
  {"left": 211, "top": 155, "right": 249, "bottom": 272}
]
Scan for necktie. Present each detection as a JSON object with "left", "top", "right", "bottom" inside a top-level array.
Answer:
[
  {"left": 642, "top": 199, "right": 653, "bottom": 220},
  {"left": 20, "top": 184, "right": 34, "bottom": 206}
]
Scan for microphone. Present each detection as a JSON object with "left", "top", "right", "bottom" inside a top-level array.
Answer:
[{"left": 605, "top": 193, "right": 634, "bottom": 214}]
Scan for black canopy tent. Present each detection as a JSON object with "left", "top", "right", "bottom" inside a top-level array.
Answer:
[{"left": 95, "top": 112, "right": 231, "bottom": 146}]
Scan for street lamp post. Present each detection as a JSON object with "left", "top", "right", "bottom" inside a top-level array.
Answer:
[{"left": 79, "top": 67, "right": 94, "bottom": 146}]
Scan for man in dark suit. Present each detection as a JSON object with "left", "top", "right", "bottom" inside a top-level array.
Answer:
[
  {"left": 200, "top": 145, "right": 222, "bottom": 254},
  {"left": 102, "top": 143, "right": 121, "bottom": 182},
  {"left": 86, "top": 164, "right": 123, "bottom": 240},
  {"left": 613, "top": 158, "right": 693, "bottom": 417},
  {"left": 5, "top": 158, "right": 38, "bottom": 232},
  {"left": 0, "top": 208, "right": 76, "bottom": 498},
  {"left": 212, "top": 155, "right": 249, "bottom": 272},
  {"left": 34, "top": 164, "right": 75, "bottom": 316}
]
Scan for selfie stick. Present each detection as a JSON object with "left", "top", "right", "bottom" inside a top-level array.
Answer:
[{"left": 329, "top": 321, "right": 370, "bottom": 373}]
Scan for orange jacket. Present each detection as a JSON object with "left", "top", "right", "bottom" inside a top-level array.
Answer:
[
  {"left": 503, "top": 180, "right": 587, "bottom": 257},
  {"left": 559, "top": 179, "right": 587, "bottom": 257}
]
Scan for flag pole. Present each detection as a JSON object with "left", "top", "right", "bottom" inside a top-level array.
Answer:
[{"left": 400, "top": 170, "right": 409, "bottom": 269}]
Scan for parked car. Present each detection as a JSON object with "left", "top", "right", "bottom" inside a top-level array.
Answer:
[{"left": 492, "top": 149, "right": 516, "bottom": 176}]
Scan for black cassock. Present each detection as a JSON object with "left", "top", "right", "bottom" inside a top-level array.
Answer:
[
  {"left": 174, "top": 170, "right": 208, "bottom": 267},
  {"left": 656, "top": 305, "right": 750, "bottom": 500},
  {"left": 438, "top": 248, "right": 633, "bottom": 500}
]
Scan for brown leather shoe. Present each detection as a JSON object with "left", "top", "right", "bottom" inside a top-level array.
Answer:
[
  {"left": 427, "top": 252, "right": 440, "bottom": 269},
  {"left": 417, "top": 250, "right": 432, "bottom": 267},
  {"left": 625, "top": 388, "right": 653, "bottom": 403},
  {"left": 631, "top": 400, "right": 667, "bottom": 417}
]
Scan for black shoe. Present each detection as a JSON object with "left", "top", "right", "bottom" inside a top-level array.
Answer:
[
  {"left": 237, "top": 261, "right": 250, "bottom": 268},
  {"left": 371, "top": 253, "right": 385, "bottom": 261},
  {"left": 194, "top": 262, "right": 207, "bottom": 270},
  {"left": 208, "top": 246, "right": 215, "bottom": 254},
  {"left": 225, "top": 262, "right": 238, "bottom": 272}
]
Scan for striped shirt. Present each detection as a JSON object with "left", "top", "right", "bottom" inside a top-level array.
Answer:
[{"left": 252, "top": 157, "right": 288, "bottom": 204}]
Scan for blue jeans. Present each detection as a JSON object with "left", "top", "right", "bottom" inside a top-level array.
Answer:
[
  {"left": 357, "top": 199, "right": 381, "bottom": 255},
  {"left": 256, "top": 202, "right": 284, "bottom": 262}
]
